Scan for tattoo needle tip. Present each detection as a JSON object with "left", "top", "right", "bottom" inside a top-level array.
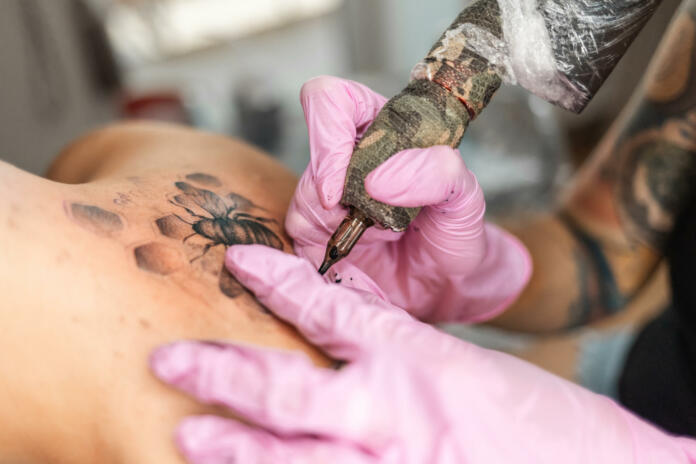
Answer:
[
  {"left": 318, "top": 260, "right": 331, "bottom": 275},
  {"left": 318, "top": 208, "right": 374, "bottom": 276}
]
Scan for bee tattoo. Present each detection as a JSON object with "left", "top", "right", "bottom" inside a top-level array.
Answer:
[
  {"left": 142, "top": 177, "right": 284, "bottom": 298},
  {"left": 66, "top": 172, "right": 284, "bottom": 300},
  {"left": 165, "top": 181, "right": 283, "bottom": 261}
]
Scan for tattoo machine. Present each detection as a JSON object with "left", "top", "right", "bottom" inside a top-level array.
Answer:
[{"left": 319, "top": 0, "right": 662, "bottom": 275}]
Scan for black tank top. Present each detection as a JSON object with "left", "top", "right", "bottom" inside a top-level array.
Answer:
[{"left": 619, "top": 198, "right": 696, "bottom": 436}]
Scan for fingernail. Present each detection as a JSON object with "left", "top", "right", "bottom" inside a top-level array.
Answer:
[
  {"left": 363, "top": 171, "right": 381, "bottom": 197},
  {"left": 175, "top": 417, "right": 208, "bottom": 459},
  {"left": 224, "top": 246, "right": 241, "bottom": 270},
  {"left": 224, "top": 245, "right": 256, "bottom": 273},
  {"left": 225, "top": 247, "right": 271, "bottom": 296},
  {"left": 150, "top": 343, "right": 197, "bottom": 385}
]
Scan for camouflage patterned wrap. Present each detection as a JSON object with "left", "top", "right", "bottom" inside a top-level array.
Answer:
[
  {"left": 342, "top": 79, "right": 471, "bottom": 231},
  {"left": 341, "top": 0, "right": 504, "bottom": 231},
  {"left": 411, "top": 0, "right": 504, "bottom": 118}
]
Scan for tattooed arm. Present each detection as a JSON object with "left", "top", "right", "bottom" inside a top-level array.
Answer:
[
  {"left": 570, "top": 0, "right": 696, "bottom": 249},
  {"left": 490, "top": 1, "right": 696, "bottom": 332}
]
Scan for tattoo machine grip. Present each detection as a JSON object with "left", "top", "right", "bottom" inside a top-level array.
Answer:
[
  {"left": 318, "top": 0, "right": 503, "bottom": 274},
  {"left": 343, "top": 80, "right": 475, "bottom": 231}
]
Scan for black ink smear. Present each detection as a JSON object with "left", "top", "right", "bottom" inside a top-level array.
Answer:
[
  {"left": 332, "top": 360, "right": 347, "bottom": 370},
  {"left": 69, "top": 203, "right": 124, "bottom": 236},
  {"left": 185, "top": 173, "right": 222, "bottom": 187},
  {"left": 134, "top": 243, "right": 186, "bottom": 275}
]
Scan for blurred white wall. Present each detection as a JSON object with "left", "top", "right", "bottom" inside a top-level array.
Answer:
[
  {"left": 380, "top": 0, "right": 466, "bottom": 76},
  {"left": 122, "top": 7, "right": 351, "bottom": 172},
  {"left": 343, "top": 0, "right": 465, "bottom": 78}
]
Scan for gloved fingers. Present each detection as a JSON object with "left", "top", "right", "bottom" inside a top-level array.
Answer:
[
  {"left": 364, "top": 146, "right": 472, "bottom": 208},
  {"left": 300, "top": 76, "right": 387, "bottom": 140},
  {"left": 301, "top": 76, "right": 387, "bottom": 209},
  {"left": 151, "top": 341, "right": 362, "bottom": 438},
  {"left": 225, "top": 245, "right": 416, "bottom": 359},
  {"left": 176, "top": 416, "right": 370, "bottom": 464},
  {"left": 442, "top": 223, "right": 532, "bottom": 323},
  {"left": 365, "top": 146, "right": 487, "bottom": 273},
  {"left": 286, "top": 172, "right": 402, "bottom": 251}
]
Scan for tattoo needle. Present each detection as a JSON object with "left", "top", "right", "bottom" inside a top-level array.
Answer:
[{"left": 318, "top": 208, "right": 373, "bottom": 275}]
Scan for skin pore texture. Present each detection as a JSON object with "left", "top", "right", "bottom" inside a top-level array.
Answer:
[
  {"left": 485, "top": 1, "right": 696, "bottom": 383},
  {"left": 0, "top": 122, "right": 328, "bottom": 464}
]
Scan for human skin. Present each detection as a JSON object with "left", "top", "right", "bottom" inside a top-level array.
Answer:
[
  {"left": 0, "top": 121, "right": 328, "bottom": 464},
  {"left": 490, "top": 0, "right": 696, "bottom": 333}
]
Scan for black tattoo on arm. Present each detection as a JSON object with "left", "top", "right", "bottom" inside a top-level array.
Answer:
[
  {"left": 546, "top": 3, "right": 696, "bottom": 327},
  {"left": 612, "top": 3, "right": 696, "bottom": 249},
  {"left": 561, "top": 214, "right": 632, "bottom": 327}
]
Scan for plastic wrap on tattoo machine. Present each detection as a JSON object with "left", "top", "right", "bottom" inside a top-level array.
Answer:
[{"left": 412, "top": 0, "right": 662, "bottom": 114}]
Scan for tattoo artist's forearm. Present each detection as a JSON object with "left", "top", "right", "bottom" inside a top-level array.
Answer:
[
  {"left": 497, "top": 4, "right": 696, "bottom": 331},
  {"left": 603, "top": 2, "right": 696, "bottom": 249}
]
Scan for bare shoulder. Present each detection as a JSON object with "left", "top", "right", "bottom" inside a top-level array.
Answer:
[{"left": 47, "top": 121, "right": 296, "bottom": 188}]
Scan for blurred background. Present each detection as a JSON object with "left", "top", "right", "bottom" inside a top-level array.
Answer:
[{"left": 0, "top": 0, "right": 681, "bottom": 213}]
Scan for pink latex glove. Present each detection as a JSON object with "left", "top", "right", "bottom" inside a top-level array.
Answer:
[
  {"left": 287, "top": 76, "right": 531, "bottom": 323},
  {"left": 151, "top": 245, "right": 696, "bottom": 464}
]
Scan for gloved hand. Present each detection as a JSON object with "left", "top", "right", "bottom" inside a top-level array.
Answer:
[
  {"left": 287, "top": 76, "right": 531, "bottom": 322},
  {"left": 151, "top": 245, "right": 696, "bottom": 464}
]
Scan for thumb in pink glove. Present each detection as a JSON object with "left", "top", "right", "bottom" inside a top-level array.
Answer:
[
  {"left": 150, "top": 245, "right": 696, "bottom": 464},
  {"left": 288, "top": 76, "right": 531, "bottom": 322}
]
